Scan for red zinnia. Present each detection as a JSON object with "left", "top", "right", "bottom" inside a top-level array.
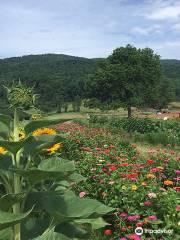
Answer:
[
  {"left": 109, "top": 165, "right": 117, "bottom": 171},
  {"left": 104, "top": 229, "right": 113, "bottom": 235},
  {"left": 174, "top": 186, "right": 180, "bottom": 191},
  {"left": 147, "top": 159, "right": 154, "bottom": 164}
]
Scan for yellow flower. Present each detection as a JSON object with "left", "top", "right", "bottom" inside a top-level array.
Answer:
[
  {"left": 46, "top": 143, "right": 61, "bottom": 154},
  {"left": 146, "top": 173, "right": 156, "bottom": 179},
  {"left": 121, "top": 185, "right": 127, "bottom": 190},
  {"left": 0, "top": 147, "right": 7, "bottom": 154},
  {"left": 32, "top": 115, "right": 37, "bottom": 120},
  {"left": 131, "top": 185, "right": 138, "bottom": 191},
  {"left": 33, "top": 128, "right": 56, "bottom": 136},
  {"left": 19, "top": 131, "right": 25, "bottom": 140}
]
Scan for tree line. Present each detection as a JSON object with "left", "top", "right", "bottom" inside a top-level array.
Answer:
[{"left": 0, "top": 47, "right": 179, "bottom": 115}]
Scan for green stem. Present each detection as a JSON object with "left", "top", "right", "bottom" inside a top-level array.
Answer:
[
  {"left": 13, "top": 108, "right": 21, "bottom": 240},
  {"left": 13, "top": 172, "right": 21, "bottom": 240}
]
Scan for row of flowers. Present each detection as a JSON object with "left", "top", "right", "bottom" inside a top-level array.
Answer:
[{"left": 56, "top": 122, "right": 180, "bottom": 240}]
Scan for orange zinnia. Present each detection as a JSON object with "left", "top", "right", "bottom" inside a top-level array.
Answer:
[
  {"left": 164, "top": 180, "right": 173, "bottom": 186},
  {"left": 146, "top": 173, "right": 156, "bottom": 179}
]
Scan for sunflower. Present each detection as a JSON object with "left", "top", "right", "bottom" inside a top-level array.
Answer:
[
  {"left": 33, "top": 128, "right": 56, "bottom": 136},
  {"left": 19, "top": 131, "right": 25, "bottom": 140},
  {"left": 46, "top": 143, "right": 61, "bottom": 154},
  {"left": 0, "top": 147, "right": 7, "bottom": 154}
]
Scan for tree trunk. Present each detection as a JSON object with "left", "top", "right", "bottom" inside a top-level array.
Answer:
[{"left": 127, "top": 106, "right": 131, "bottom": 118}]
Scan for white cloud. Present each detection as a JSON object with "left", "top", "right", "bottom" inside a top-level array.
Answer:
[
  {"left": 131, "top": 25, "right": 162, "bottom": 36},
  {"left": 172, "top": 22, "right": 180, "bottom": 31},
  {"left": 145, "top": 1, "right": 180, "bottom": 21}
]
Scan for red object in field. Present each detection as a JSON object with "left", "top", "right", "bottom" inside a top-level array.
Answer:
[{"left": 104, "top": 229, "right": 113, "bottom": 235}]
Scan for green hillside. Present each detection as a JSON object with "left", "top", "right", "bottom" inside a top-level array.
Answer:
[
  {"left": 161, "top": 59, "right": 180, "bottom": 99},
  {"left": 0, "top": 54, "right": 98, "bottom": 111},
  {"left": 0, "top": 54, "right": 179, "bottom": 111}
]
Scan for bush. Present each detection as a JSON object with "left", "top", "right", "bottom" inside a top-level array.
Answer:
[{"left": 89, "top": 115, "right": 180, "bottom": 133}]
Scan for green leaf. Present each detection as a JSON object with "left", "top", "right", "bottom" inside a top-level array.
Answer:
[
  {"left": 0, "top": 193, "right": 26, "bottom": 211},
  {"left": 68, "top": 173, "right": 86, "bottom": 183},
  {"left": 0, "top": 208, "right": 32, "bottom": 230},
  {"left": 38, "top": 158, "right": 74, "bottom": 172},
  {"left": 13, "top": 158, "right": 75, "bottom": 183},
  {"left": 0, "top": 228, "right": 13, "bottom": 240},
  {"left": 0, "top": 136, "right": 34, "bottom": 155},
  {"left": 21, "top": 217, "right": 50, "bottom": 240},
  {"left": 0, "top": 114, "right": 12, "bottom": 127},
  {"left": 55, "top": 222, "right": 90, "bottom": 239},
  {"left": 0, "top": 114, "right": 12, "bottom": 139},
  {"left": 74, "top": 217, "right": 110, "bottom": 230},
  {"left": 32, "top": 228, "right": 71, "bottom": 240},
  {"left": 24, "top": 119, "right": 70, "bottom": 135},
  {"left": 150, "top": 220, "right": 164, "bottom": 225},
  {"left": 28, "top": 190, "right": 114, "bottom": 221}
]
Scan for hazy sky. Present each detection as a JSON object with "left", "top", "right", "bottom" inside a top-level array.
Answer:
[{"left": 1, "top": 0, "right": 180, "bottom": 59}]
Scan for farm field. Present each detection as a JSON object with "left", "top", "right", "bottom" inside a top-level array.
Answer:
[{"left": 0, "top": 100, "right": 179, "bottom": 239}]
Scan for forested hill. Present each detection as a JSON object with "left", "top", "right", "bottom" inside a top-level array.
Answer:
[
  {"left": 0, "top": 54, "right": 179, "bottom": 110},
  {"left": 161, "top": 59, "right": 180, "bottom": 99},
  {"left": 0, "top": 54, "right": 99, "bottom": 110}
]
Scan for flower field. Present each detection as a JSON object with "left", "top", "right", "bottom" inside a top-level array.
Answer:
[{"left": 57, "top": 122, "right": 180, "bottom": 240}]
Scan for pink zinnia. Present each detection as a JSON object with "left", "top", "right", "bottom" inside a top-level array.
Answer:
[
  {"left": 127, "top": 233, "right": 141, "bottom": 240},
  {"left": 127, "top": 215, "right": 140, "bottom": 221},
  {"left": 175, "top": 170, "right": 180, "bottom": 174},
  {"left": 150, "top": 167, "right": 160, "bottom": 172},
  {"left": 120, "top": 238, "right": 127, "bottom": 240},
  {"left": 176, "top": 205, "right": 180, "bottom": 211},
  {"left": 174, "top": 177, "right": 180, "bottom": 181},
  {"left": 143, "top": 201, "right": 152, "bottom": 206},
  {"left": 147, "top": 215, "right": 157, "bottom": 221},
  {"left": 120, "top": 212, "right": 128, "bottom": 218},
  {"left": 79, "top": 191, "right": 86, "bottom": 198}
]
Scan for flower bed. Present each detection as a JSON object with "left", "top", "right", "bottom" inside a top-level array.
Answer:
[{"left": 57, "top": 122, "right": 180, "bottom": 240}]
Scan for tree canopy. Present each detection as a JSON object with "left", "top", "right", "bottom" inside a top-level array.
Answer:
[{"left": 86, "top": 45, "right": 173, "bottom": 116}]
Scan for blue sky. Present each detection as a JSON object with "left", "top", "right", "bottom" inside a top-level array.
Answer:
[{"left": 1, "top": 0, "right": 180, "bottom": 59}]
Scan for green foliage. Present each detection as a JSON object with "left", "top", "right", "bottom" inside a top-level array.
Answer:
[
  {"left": 0, "top": 54, "right": 98, "bottom": 111},
  {"left": 86, "top": 45, "right": 164, "bottom": 117},
  {"left": 161, "top": 59, "right": 180, "bottom": 100},
  {"left": 89, "top": 115, "right": 180, "bottom": 133},
  {"left": 72, "top": 96, "right": 82, "bottom": 112},
  {"left": 0, "top": 54, "right": 179, "bottom": 113},
  {"left": 89, "top": 115, "right": 180, "bottom": 146}
]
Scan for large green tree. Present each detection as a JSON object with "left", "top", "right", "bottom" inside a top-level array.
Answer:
[{"left": 86, "top": 45, "right": 164, "bottom": 117}]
